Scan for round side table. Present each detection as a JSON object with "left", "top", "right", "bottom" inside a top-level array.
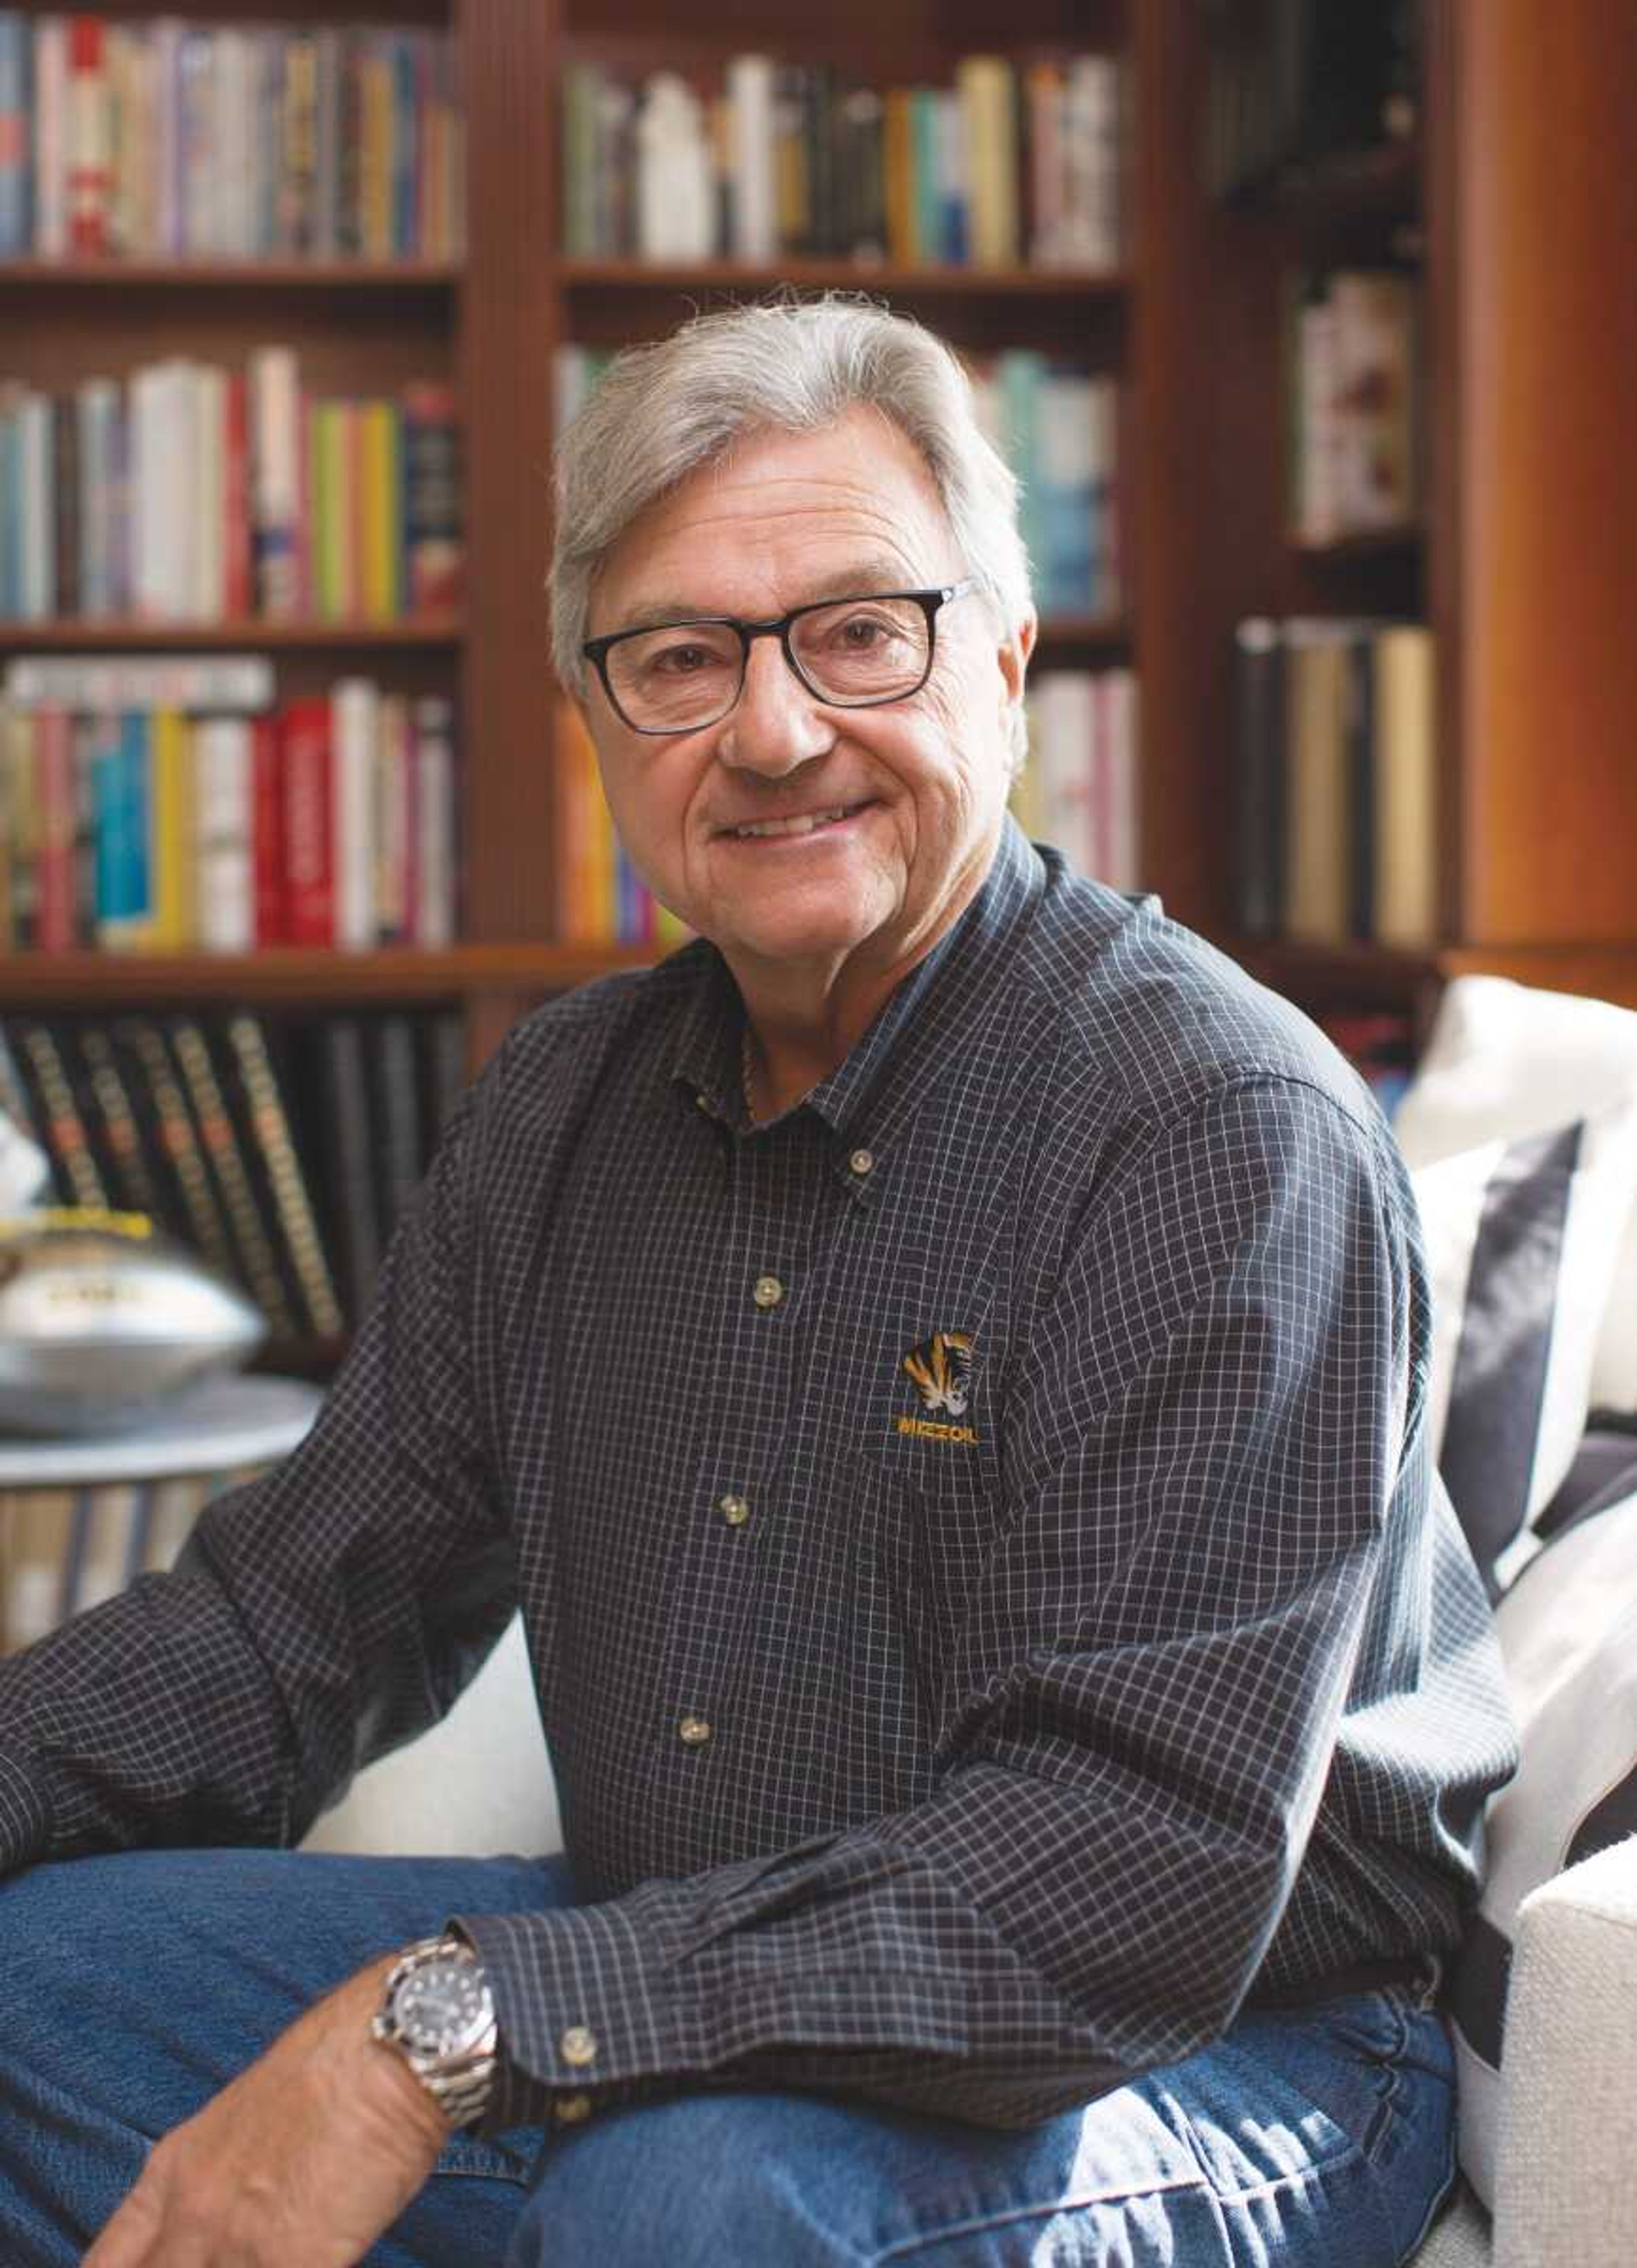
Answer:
[{"left": 0, "top": 1372, "right": 323, "bottom": 1630}]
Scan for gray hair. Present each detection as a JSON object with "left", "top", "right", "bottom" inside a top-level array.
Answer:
[{"left": 550, "top": 295, "right": 1033, "bottom": 769}]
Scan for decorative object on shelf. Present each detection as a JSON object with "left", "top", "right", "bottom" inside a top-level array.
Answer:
[{"left": 0, "top": 1206, "right": 264, "bottom": 1436}]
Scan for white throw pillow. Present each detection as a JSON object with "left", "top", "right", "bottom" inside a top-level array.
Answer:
[
  {"left": 1395, "top": 976, "right": 1637, "bottom": 1413},
  {"left": 1411, "top": 1108, "right": 1637, "bottom": 1595},
  {"left": 1446, "top": 1485, "right": 1637, "bottom": 2210}
]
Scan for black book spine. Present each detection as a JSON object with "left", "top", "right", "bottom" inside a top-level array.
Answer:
[
  {"left": 1232, "top": 618, "right": 1287, "bottom": 936},
  {"left": 1345, "top": 629, "right": 1378, "bottom": 941}
]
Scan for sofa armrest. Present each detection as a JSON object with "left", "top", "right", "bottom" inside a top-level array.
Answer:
[{"left": 1493, "top": 1835, "right": 1637, "bottom": 2268}]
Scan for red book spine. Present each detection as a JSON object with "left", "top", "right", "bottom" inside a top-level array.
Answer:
[
  {"left": 35, "top": 709, "right": 76, "bottom": 952},
  {"left": 252, "top": 713, "right": 287, "bottom": 945},
  {"left": 281, "top": 698, "right": 334, "bottom": 946},
  {"left": 224, "top": 371, "right": 252, "bottom": 618}
]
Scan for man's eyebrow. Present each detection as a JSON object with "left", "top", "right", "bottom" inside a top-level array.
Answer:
[{"left": 605, "top": 560, "right": 931, "bottom": 635}]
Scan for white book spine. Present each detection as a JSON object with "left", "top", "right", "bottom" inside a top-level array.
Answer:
[
  {"left": 194, "top": 363, "right": 226, "bottom": 619},
  {"left": 636, "top": 74, "right": 713, "bottom": 261},
  {"left": 248, "top": 346, "right": 301, "bottom": 618},
  {"left": 35, "top": 18, "right": 68, "bottom": 257},
  {"left": 331, "top": 676, "right": 379, "bottom": 950},
  {"left": 4, "top": 653, "right": 274, "bottom": 710},
  {"left": 214, "top": 28, "right": 252, "bottom": 258},
  {"left": 414, "top": 699, "right": 456, "bottom": 947},
  {"left": 179, "top": 25, "right": 217, "bottom": 257},
  {"left": 18, "top": 394, "right": 54, "bottom": 622},
  {"left": 152, "top": 17, "right": 183, "bottom": 257},
  {"left": 727, "top": 55, "right": 776, "bottom": 263},
  {"left": 196, "top": 715, "right": 254, "bottom": 951},
  {"left": 163, "top": 360, "right": 197, "bottom": 619}
]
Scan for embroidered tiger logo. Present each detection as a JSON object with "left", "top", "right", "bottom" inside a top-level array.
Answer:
[{"left": 901, "top": 1331, "right": 975, "bottom": 1417}]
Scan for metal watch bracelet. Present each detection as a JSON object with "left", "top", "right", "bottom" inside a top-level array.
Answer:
[{"left": 371, "top": 1932, "right": 500, "bottom": 2130}]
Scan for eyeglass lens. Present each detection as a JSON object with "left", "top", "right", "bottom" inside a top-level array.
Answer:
[{"left": 605, "top": 595, "right": 933, "bottom": 732}]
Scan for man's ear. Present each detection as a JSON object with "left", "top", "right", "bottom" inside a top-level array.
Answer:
[{"left": 997, "top": 609, "right": 1038, "bottom": 711}]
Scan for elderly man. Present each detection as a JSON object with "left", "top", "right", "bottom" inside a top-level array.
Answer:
[{"left": 0, "top": 299, "right": 1514, "bottom": 2268}]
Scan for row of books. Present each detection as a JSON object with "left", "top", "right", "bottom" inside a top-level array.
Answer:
[
  {"left": 0, "top": 1005, "right": 464, "bottom": 1342},
  {"left": 0, "top": 14, "right": 464, "bottom": 261},
  {"left": 1200, "top": 2, "right": 1419, "bottom": 205},
  {"left": 561, "top": 51, "right": 1121, "bottom": 270},
  {"left": 0, "top": 658, "right": 458, "bottom": 953},
  {"left": 1012, "top": 669, "right": 1141, "bottom": 894},
  {"left": 0, "top": 354, "right": 462, "bottom": 624},
  {"left": 553, "top": 696, "right": 692, "bottom": 951},
  {"left": 555, "top": 345, "right": 1121, "bottom": 625},
  {"left": 4, "top": 1474, "right": 220, "bottom": 1651},
  {"left": 1233, "top": 616, "right": 1437, "bottom": 948},
  {"left": 972, "top": 358, "right": 1120, "bottom": 622},
  {"left": 1288, "top": 269, "right": 1421, "bottom": 545}
]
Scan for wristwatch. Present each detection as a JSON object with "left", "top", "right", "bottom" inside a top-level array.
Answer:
[{"left": 371, "top": 1932, "right": 499, "bottom": 2129}]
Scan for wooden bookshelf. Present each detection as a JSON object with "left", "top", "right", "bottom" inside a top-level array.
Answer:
[
  {"left": 1173, "top": 0, "right": 1637, "bottom": 1016},
  {"left": 5, "top": 0, "right": 1637, "bottom": 1353}
]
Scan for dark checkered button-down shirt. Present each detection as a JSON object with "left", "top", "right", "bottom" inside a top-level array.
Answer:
[{"left": 0, "top": 819, "right": 1517, "bottom": 2129}]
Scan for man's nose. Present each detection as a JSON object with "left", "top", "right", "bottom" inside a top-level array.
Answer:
[{"left": 717, "top": 637, "right": 836, "bottom": 775}]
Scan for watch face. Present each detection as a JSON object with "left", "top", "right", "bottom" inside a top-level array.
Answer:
[{"left": 394, "top": 1957, "right": 490, "bottom": 2057}]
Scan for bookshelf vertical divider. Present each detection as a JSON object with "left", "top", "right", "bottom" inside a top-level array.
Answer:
[{"left": 460, "top": 0, "right": 562, "bottom": 951}]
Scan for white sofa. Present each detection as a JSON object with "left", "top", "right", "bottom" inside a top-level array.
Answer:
[{"left": 307, "top": 974, "right": 1637, "bottom": 2267}]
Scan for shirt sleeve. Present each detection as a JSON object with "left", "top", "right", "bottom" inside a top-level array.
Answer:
[
  {"left": 460, "top": 1074, "right": 1426, "bottom": 2132},
  {"left": 0, "top": 1052, "right": 515, "bottom": 1876}
]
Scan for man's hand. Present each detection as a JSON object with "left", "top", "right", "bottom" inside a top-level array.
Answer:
[{"left": 84, "top": 1953, "right": 451, "bottom": 2268}]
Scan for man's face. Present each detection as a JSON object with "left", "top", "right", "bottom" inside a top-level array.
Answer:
[{"left": 580, "top": 408, "right": 1032, "bottom": 988}]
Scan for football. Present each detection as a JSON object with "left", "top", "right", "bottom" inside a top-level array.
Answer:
[{"left": 0, "top": 1209, "right": 266, "bottom": 1436}]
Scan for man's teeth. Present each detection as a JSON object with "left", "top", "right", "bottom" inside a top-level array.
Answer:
[{"left": 733, "top": 805, "right": 856, "bottom": 840}]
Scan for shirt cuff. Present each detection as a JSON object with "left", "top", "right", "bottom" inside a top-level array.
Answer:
[
  {"left": 453, "top": 1888, "right": 692, "bottom": 2133},
  {"left": 0, "top": 1741, "right": 50, "bottom": 1875}
]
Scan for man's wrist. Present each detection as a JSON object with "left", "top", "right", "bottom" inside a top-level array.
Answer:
[{"left": 370, "top": 1933, "right": 500, "bottom": 2131}]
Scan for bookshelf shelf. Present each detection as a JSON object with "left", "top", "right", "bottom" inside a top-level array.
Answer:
[
  {"left": 558, "top": 259, "right": 1133, "bottom": 302},
  {"left": 0, "top": 618, "right": 464, "bottom": 651},
  {"left": 0, "top": 260, "right": 461, "bottom": 291},
  {"left": 0, "top": 944, "right": 657, "bottom": 1008},
  {"left": 1288, "top": 526, "right": 1424, "bottom": 562}
]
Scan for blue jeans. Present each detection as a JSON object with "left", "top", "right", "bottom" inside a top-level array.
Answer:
[{"left": 0, "top": 1849, "right": 1456, "bottom": 2266}]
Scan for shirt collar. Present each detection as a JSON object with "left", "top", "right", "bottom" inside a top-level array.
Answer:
[{"left": 670, "top": 818, "right": 1047, "bottom": 1177}]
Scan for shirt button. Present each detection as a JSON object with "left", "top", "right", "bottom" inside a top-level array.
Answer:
[
  {"left": 849, "top": 1148, "right": 875, "bottom": 1176},
  {"left": 753, "top": 1274, "right": 784, "bottom": 1309},
  {"left": 554, "top": 2092, "right": 593, "bottom": 2125},
  {"left": 560, "top": 2025, "right": 598, "bottom": 2068},
  {"left": 718, "top": 1493, "right": 751, "bottom": 1527},
  {"left": 677, "top": 1713, "right": 713, "bottom": 1747}
]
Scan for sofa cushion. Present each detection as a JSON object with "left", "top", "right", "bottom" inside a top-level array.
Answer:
[
  {"left": 1394, "top": 975, "right": 1637, "bottom": 1415},
  {"left": 1411, "top": 1112, "right": 1637, "bottom": 1595},
  {"left": 1446, "top": 1484, "right": 1637, "bottom": 2209}
]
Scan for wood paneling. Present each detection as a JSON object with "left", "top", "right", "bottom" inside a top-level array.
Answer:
[{"left": 1456, "top": 0, "right": 1637, "bottom": 942}]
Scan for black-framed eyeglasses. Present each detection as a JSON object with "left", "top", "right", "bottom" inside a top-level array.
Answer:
[{"left": 581, "top": 580, "right": 980, "bottom": 737}]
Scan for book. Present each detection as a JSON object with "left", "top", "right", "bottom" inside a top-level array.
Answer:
[
  {"left": 169, "top": 1014, "right": 297, "bottom": 1336},
  {"left": 13, "top": 1019, "right": 110, "bottom": 1209},
  {"left": 1232, "top": 618, "right": 1286, "bottom": 936},
  {"left": 1372, "top": 625, "right": 1438, "bottom": 945},
  {"left": 1281, "top": 621, "right": 1354, "bottom": 943},
  {"left": 318, "top": 1014, "right": 381, "bottom": 1323},
  {"left": 120, "top": 1014, "right": 236, "bottom": 1279},
  {"left": 222, "top": 1012, "right": 343, "bottom": 1338},
  {"left": 75, "top": 1023, "right": 163, "bottom": 1221},
  {"left": 282, "top": 694, "right": 334, "bottom": 946}
]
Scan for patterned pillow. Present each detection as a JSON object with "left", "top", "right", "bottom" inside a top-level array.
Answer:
[
  {"left": 1395, "top": 975, "right": 1637, "bottom": 1414},
  {"left": 1446, "top": 1485, "right": 1637, "bottom": 2208},
  {"left": 1412, "top": 1109, "right": 1637, "bottom": 1597}
]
